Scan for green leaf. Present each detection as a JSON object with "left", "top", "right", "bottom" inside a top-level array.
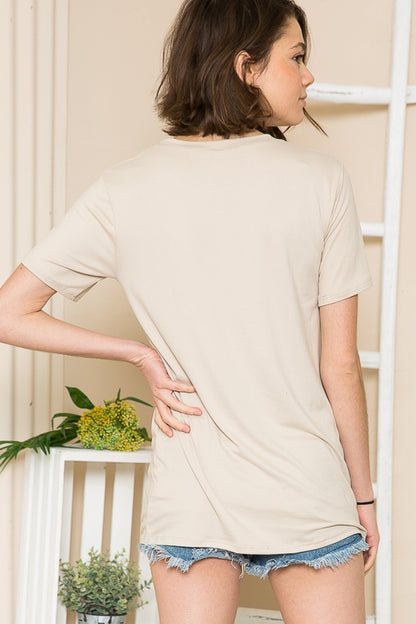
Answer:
[
  {"left": 66, "top": 386, "right": 95, "bottom": 410},
  {"left": 0, "top": 426, "right": 81, "bottom": 472},
  {"left": 121, "top": 396, "right": 153, "bottom": 408},
  {"left": 52, "top": 413, "right": 80, "bottom": 429},
  {"left": 137, "top": 427, "right": 151, "bottom": 442}
]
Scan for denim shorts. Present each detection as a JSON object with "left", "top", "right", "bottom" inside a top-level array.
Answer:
[{"left": 140, "top": 533, "right": 368, "bottom": 578}]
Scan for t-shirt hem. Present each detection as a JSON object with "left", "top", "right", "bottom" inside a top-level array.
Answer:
[
  {"left": 318, "top": 278, "right": 372, "bottom": 307},
  {"left": 139, "top": 528, "right": 367, "bottom": 555}
]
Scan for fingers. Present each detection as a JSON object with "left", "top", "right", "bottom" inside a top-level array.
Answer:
[
  {"left": 152, "top": 378, "right": 202, "bottom": 418},
  {"left": 357, "top": 506, "right": 379, "bottom": 574},
  {"left": 157, "top": 389, "right": 202, "bottom": 416},
  {"left": 165, "top": 379, "right": 198, "bottom": 395},
  {"left": 363, "top": 544, "right": 378, "bottom": 573},
  {"left": 137, "top": 347, "right": 202, "bottom": 436},
  {"left": 362, "top": 531, "right": 379, "bottom": 574},
  {"left": 153, "top": 403, "right": 191, "bottom": 438},
  {"left": 152, "top": 388, "right": 202, "bottom": 437}
]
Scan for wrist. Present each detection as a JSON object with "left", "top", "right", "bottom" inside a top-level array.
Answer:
[
  {"left": 122, "top": 340, "right": 155, "bottom": 366},
  {"left": 351, "top": 482, "right": 374, "bottom": 503}
]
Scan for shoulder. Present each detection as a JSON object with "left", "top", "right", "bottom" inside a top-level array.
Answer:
[
  {"left": 272, "top": 140, "right": 346, "bottom": 180},
  {"left": 101, "top": 142, "right": 171, "bottom": 186}
]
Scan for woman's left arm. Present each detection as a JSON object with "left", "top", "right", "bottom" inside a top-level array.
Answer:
[{"left": 319, "top": 295, "right": 379, "bottom": 573}]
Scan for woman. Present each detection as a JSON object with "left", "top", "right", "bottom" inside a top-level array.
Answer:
[{"left": 0, "top": 0, "right": 379, "bottom": 622}]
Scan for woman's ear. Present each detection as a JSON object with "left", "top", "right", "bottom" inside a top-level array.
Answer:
[{"left": 234, "top": 51, "right": 256, "bottom": 84}]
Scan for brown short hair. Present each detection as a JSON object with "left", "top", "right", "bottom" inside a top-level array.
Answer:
[{"left": 156, "top": 0, "right": 322, "bottom": 140}]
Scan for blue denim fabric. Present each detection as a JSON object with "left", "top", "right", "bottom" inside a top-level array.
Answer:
[{"left": 140, "top": 533, "right": 368, "bottom": 578}]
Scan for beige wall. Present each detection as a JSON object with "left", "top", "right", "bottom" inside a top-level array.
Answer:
[{"left": 1, "top": 0, "right": 415, "bottom": 620}]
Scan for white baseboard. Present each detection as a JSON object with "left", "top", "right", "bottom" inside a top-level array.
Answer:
[
  {"left": 236, "top": 607, "right": 376, "bottom": 623},
  {"left": 236, "top": 608, "right": 284, "bottom": 623}
]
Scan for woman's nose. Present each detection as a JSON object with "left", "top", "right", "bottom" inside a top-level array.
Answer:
[{"left": 302, "top": 66, "right": 314, "bottom": 87}]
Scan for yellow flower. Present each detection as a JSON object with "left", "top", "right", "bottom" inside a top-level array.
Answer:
[{"left": 77, "top": 399, "right": 144, "bottom": 451}]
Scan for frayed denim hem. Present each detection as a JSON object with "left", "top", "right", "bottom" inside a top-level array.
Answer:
[
  {"left": 139, "top": 535, "right": 369, "bottom": 579},
  {"left": 139, "top": 544, "right": 247, "bottom": 575},
  {"left": 244, "top": 536, "right": 369, "bottom": 578},
  {"left": 139, "top": 544, "right": 195, "bottom": 572}
]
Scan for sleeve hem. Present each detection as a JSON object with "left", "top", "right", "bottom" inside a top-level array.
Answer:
[
  {"left": 22, "top": 262, "right": 98, "bottom": 302},
  {"left": 318, "top": 278, "right": 373, "bottom": 307}
]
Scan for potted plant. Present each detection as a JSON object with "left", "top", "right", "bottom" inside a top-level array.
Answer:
[{"left": 58, "top": 548, "right": 152, "bottom": 624}]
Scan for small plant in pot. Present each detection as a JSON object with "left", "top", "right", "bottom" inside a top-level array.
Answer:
[{"left": 58, "top": 548, "right": 152, "bottom": 624}]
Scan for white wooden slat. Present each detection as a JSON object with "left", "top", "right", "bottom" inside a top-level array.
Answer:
[
  {"left": 136, "top": 468, "right": 159, "bottom": 624},
  {"left": 40, "top": 451, "right": 70, "bottom": 624},
  {"left": 375, "top": 1, "right": 413, "bottom": 622},
  {"left": 361, "top": 222, "right": 385, "bottom": 238},
  {"left": 58, "top": 446, "right": 153, "bottom": 464},
  {"left": 15, "top": 453, "right": 37, "bottom": 624},
  {"left": 109, "top": 464, "right": 136, "bottom": 555},
  {"left": 308, "top": 82, "right": 416, "bottom": 105},
  {"left": 57, "top": 461, "right": 75, "bottom": 624},
  {"left": 136, "top": 553, "right": 160, "bottom": 624},
  {"left": 38, "top": 452, "right": 58, "bottom": 622},
  {"left": 26, "top": 451, "right": 48, "bottom": 622},
  {"left": 80, "top": 463, "right": 107, "bottom": 558},
  {"left": 60, "top": 462, "right": 75, "bottom": 562},
  {"left": 359, "top": 351, "right": 380, "bottom": 370},
  {"left": 0, "top": 462, "right": 13, "bottom": 624}
]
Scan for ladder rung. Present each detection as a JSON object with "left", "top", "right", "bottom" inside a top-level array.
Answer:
[
  {"left": 359, "top": 350, "right": 380, "bottom": 370},
  {"left": 307, "top": 83, "right": 416, "bottom": 105},
  {"left": 361, "top": 222, "right": 385, "bottom": 238}
]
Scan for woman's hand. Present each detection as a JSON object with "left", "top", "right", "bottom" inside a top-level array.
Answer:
[
  {"left": 357, "top": 504, "right": 379, "bottom": 573},
  {"left": 134, "top": 346, "right": 202, "bottom": 437}
]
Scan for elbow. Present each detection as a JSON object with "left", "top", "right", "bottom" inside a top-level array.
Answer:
[
  {"left": 0, "top": 314, "right": 12, "bottom": 344},
  {"left": 0, "top": 299, "right": 19, "bottom": 345},
  {"left": 320, "top": 350, "right": 362, "bottom": 387}
]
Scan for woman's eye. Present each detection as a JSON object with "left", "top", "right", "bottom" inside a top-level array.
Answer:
[{"left": 293, "top": 54, "right": 305, "bottom": 65}]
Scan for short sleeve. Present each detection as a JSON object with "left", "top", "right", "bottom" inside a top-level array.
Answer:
[
  {"left": 318, "top": 166, "right": 372, "bottom": 306},
  {"left": 23, "top": 177, "right": 116, "bottom": 301}
]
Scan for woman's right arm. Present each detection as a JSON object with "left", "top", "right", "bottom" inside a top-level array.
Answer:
[
  {"left": 319, "top": 294, "right": 379, "bottom": 572},
  {"left": 0, "top": 264, "right": 201, "bottom": 435}
]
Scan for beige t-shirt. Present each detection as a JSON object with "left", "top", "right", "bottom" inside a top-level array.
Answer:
[{"left": 24, "top": 134, "right": 372, "bottom": 553}]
